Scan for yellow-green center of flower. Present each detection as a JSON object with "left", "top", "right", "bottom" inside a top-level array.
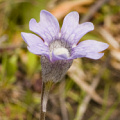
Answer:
[{"left": 53, "top": 47, "right": 70, "bottom": 58}]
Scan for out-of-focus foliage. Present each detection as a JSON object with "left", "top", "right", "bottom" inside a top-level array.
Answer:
[{"left": 0, "top": 0, "right": 120, "bottom": 120}]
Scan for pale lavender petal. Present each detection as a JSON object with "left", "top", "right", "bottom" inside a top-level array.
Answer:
[
  {"left": 21, "top": 32, "right": 49, "bottom": 57},
  {"left": 70, "top": 40, "right": 109, "bottom": 59},
  {"left": 86, "top": 53, "right": 104, "bottom": 59},
  {"left": 69, "top": 22, "right": 94, "bottom": 45},
  {"left": 76, "top": 40, "right": 109, "bottom": 52},
  {"left": 61, "top": 11, "right": 79, "bottom": 43},
  {"left": 29, "top": 10, "right": 60, "bottom": 44},
  {"left": 61, "top": 11, "right": 94, "bottom": 46},
  {"left": 52, "top": 52, "right": 68, "bottom": 62},
  {"left": 27, "top": 44, "right": 49, "bottom": 58},
  {"left": 21, "top": 32, "right": 44, "bottom": 46},
  {"left": 69, "top": 52, "right": 86, "bottom": 60}
]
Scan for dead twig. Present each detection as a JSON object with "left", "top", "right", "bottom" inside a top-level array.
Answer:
[
  {"left": 74, "top": 55, "right": 110, "bottom": 120},
  {"left": 0, "top": 35, "right": 8, "bottom": 44},
  {"left": 80, "top": 0, "right": 110, "bottom": 23},
  {"left": 98, "top": 27, "right": 119, "bottom": 49},
  {"left": 0, "top": 44, "right": 25, "bottom": 53},
  {"left": 98, "top": 27, "right": 120, "bottom": 70},
  {"left": 67, "top": 59, "right": 103, "bottom": 105},
  {"left": 59, "top": 81, "right": 69, "bottom": 120},
  {"left": 50, "top": 0, "right": 94, "bottom": 20}
]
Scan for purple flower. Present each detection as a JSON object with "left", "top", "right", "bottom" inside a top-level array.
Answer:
[{"left": 21, "top": 10, "right": 109, "bottom": 82}]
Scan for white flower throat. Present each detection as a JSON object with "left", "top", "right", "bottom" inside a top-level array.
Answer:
[{"left": 49, "top": 40, "right": 71, "bottom": 59}]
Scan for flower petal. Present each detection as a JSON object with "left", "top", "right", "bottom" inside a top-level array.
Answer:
[
  {"left": 52, "top": 52, "right": 68, "bottom": 62},
  {"left": 21, "top": 32, "right": 44, "bottom": 46},
  {"left": 21, "top": 32, "right": 49, "bottom": 57},
  {"left": 86, "top": 53, "right": 104, "bottom": 59},
  {"left": 76, "top": 40, "right": 109, "bottom": 52},
  {"left": 69, "top": 51, "right": 86, "bottom": 60},
  {"left": 27, "top": 44, "right": 49, "bottom": 58},
  {"left": 61, "top": 11, "right": 79, "bottom": 43},
  {"left": 70, "top": 40, "right": 109, "bottom": 59},
  {"left": 29, "top": 10, "right": 60, "bottom": 44},
  {"left": 69, "top": 22, "right": 94, "bottom": 45},
  {"left": 61, "top": 11, "right": 94, "bottom": 46}
]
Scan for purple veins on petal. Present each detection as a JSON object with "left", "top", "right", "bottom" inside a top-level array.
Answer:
[
  {"left": 21, "top": 32, "right": 49, "bottom": 58},
  {"left": 21, "top": 32, "right": 44, "bottom": 46},
  {"left": 61, "top": 12, "right": 79, "bottom": 41},
  {"left": 76, "top": 40, "right": 109, "bottom": 52},
  {"left": 29, "top": 10, "right": 60, "bottom": 44},
  {"left": 61, "top": 11, "right": 94, "bottom": 46},
  {"left": 71, "top": 40, "right": 109, "bottom": 60},
  {"left": 27, "top": 45, "right": 49, "bottom": 58},
  {"left": 70, "top": 22, "right": 94, "bottom": 45}
]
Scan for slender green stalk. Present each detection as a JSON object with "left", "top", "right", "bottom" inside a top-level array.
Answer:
[{"left": 40, "top": 81, "right": 53, "bottom": 120}]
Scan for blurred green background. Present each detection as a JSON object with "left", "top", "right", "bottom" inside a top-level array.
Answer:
[{"left": 0, "top": 0, "right": 120, "bottom": 120}]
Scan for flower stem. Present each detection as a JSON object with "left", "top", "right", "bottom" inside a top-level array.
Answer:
[{"left": 40, "top": 81, "right": 53, "bottom": 120}]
